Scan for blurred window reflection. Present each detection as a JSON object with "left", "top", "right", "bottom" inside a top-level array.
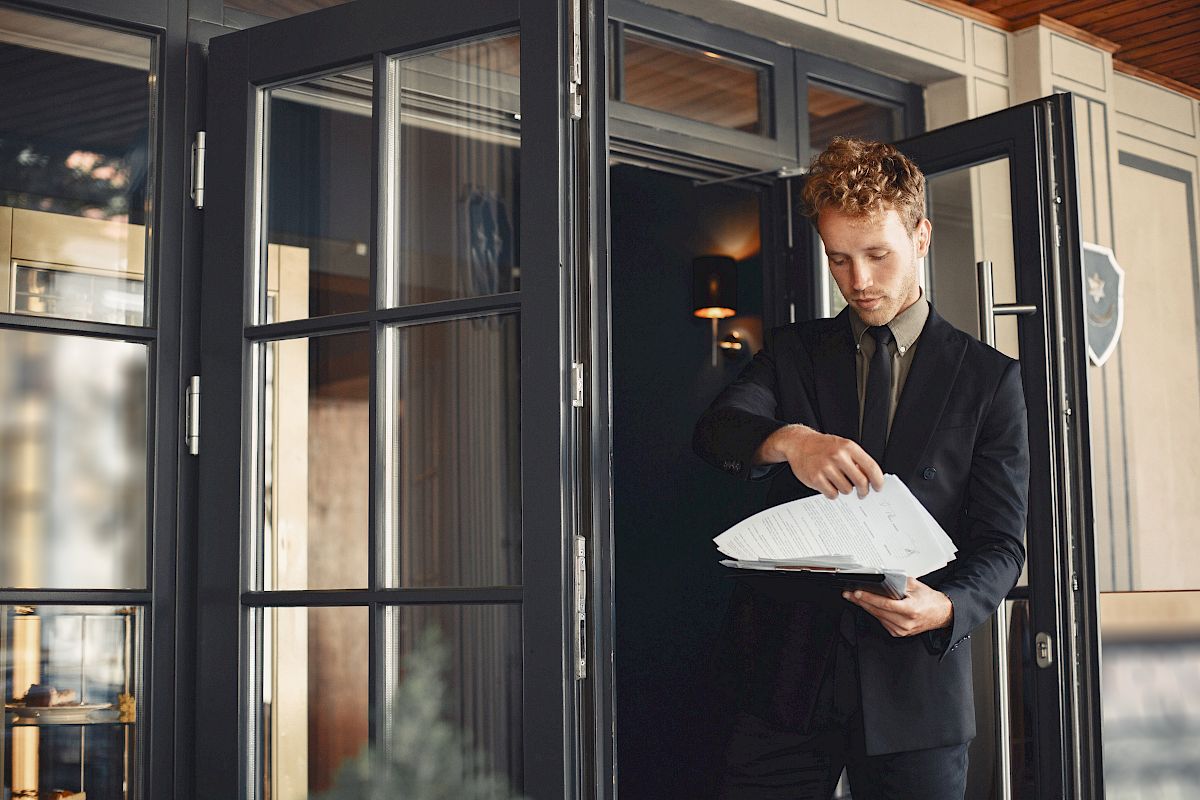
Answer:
[
  {"left": 0, "top": 330, "right": 148, "bottom": 589},
  {"left": 0, "top": 6, "right": 153, "bottom": 326}
]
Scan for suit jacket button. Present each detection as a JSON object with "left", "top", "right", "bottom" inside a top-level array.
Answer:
[{"left": 922, "top": 467, "right": 937, "bottom": 480}]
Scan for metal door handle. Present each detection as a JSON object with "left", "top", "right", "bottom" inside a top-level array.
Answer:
[{"left": 977, "top": 260, "right": 1037, "bottom": 346}]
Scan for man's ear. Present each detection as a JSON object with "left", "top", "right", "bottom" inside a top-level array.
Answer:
[{"left": 914, "top": 217, "right": 932, "bottom": 258}]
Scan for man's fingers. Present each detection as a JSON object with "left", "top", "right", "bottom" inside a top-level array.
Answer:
[
  {"left": 845, "top": 589, "right": 903, "bottom": 614},
  {"left": 839, "top": 440, "right": 884, "bottom": 492},
  {"left": 814, "top": 476, "right": 838, "bottom": 500},
  {"left": 825, "top": 467, "right": 854, "bottom": 496},
  {"left": 833, "top": 453, "right": 872, "bottom": 497}
]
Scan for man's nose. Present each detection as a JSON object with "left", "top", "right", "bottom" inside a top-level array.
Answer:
[{"left": 850, "top": 260, "right": 872, "bottom": 290}]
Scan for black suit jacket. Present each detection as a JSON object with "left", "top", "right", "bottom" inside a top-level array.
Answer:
[{"left": 693, "top": 305, "right": 1029, "bottom": 755}]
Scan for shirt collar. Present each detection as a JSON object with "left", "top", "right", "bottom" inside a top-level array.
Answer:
[{"left": 849, "top": 291, "right": 930, "bottom": 353}]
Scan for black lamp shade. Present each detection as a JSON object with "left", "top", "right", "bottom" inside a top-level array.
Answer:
[{"left": 692, "top": 255, "right": 737, "bottom": 319}]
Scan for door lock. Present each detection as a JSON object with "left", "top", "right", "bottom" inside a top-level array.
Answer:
[{"left": 1035, "top": 632, "right": 1054, "bottom": 668}]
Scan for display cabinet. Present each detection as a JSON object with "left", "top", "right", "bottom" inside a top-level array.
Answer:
[{"left": 1, "top": 605, "right": 142, "bottom": 800}]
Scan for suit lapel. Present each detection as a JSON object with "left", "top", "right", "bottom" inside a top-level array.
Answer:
[
  {"left": 812, "top": 309, "right": 860, "bottom": 441},
  {"left": 884, "top": 307, "right": 966, "bottom": 477}
]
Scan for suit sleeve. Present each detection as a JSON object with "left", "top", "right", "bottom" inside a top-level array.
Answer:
[
  {"left": 693, "top": 327, "right": 790, "bottom": 482},
  {"left": 932, "top": 359, "right": 1030, "bottom": 659}
]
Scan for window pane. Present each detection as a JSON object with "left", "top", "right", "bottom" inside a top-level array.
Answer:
[
  {"left": 226, "top": 0, "right": 351, "bottom": 20},
  {"left": 383, "top": 604, "right": 523, "bottom": 795},
  {"left": 390, "top": 34, "right": 521, "bottom": 306},
  {"left": 0, "top": 330, "right": 147, "bottom": 589},
  {"left": 259, "top": 606, "right": 368, "bottom": 797},
  {"left": 808, "top": 84, "right": 898, "bottom": 154},
  {"left": 0, "top": 7, "right": 153, "bottom": 325},
  {"left": 261, "top": 331, "right": 369, "bottom": 591},
  {"left": 263, "top": 65, "right": 373, "bottom": 323},
  {"left": 1100, "top": 592, "right": 1200, "bottom": 797},
  {"left": 386, "top": 315, "right": 521, "bottom": 588},
  {"left": 2, "top": 605, "right": 144, "bottom": 799},
  {"left": 621, "top": 30, "right": 765, "bottom": 135}
]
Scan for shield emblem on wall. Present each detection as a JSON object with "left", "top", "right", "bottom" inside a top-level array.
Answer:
[{"left": 1082, "top": 243, "right": 1125, "bottom": 367}]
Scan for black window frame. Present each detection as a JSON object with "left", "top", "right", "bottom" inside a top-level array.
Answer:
[
  {"left": 608, "top": 0, "right": 798, "bottom": 170},
  {"left": 0, "top": 1, "right": 190, "bottom": 800}
]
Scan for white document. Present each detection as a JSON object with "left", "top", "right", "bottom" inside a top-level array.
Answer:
[{"left": 713, "top": 474, "right": 957, "bottom": 578}]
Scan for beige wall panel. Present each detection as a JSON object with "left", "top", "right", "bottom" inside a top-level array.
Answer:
[
  {"left": 1115, "top": 165, "right": 1200, "bottom": 590},
  {"left": 0, "top": 207, "right": 11, "bottom": 313},
  {"left": 1100, "top": 591, "right": 1200, "bottom": 639},
  {"left": 838, "top": 0, "right": 965, "bottom": 61},
  {"left": 971, "top": 23, "right": 1007, "bottom": 76},
  {"left": 1010, "top": 27, "right": 1046, "bottom": 103},
  {"left": 777, "top": 0, "right": 826, "bottom": 14},
  {"left": 1073, "top": 95, "right": 1096, "bottom": 245},
  {"left": 1114, "top": 73, "right": 1195, "bottom": 138},
  {"left": 10, "top": 208, "right": 145, "bottom": 276},
  {"left": 1049, "top": 33, "right": 1105, "bottom": 92},
  {"left": 926, "top": 76, "right": 969, "bottom": 129},
  {"left": 974, "top": 78, "right": 1008, "bottom": 116},
  {"left": 1089, "top": 100, "right": 1112, "bottom": 247}
]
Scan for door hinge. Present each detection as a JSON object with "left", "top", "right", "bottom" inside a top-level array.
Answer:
[
  {"left": 185, "top": 375, "right": 201, "bottom": 455},
  {"left": 190, "top": 131, "right": 206, "bottom": 210},
  {"left": 574, "top": 535, "right": 587, "bottom": 680},
  {"left": 568, "top": 0, "right": 582, "bottom": 120},
  {"left": 571, "top": 361, "right": 585, "bottom": 407},
  {"left": 1035, "top": 631, "right": 1054, "bottom": 669}
]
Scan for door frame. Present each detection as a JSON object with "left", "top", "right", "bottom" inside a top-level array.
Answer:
[
  {"left": 195, "top": 1, "right": 584, "bottom": 797},
  {"left": 892, "top": 92, "right": 1102, "bottom": 799}
]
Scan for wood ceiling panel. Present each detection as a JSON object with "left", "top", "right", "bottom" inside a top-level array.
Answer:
[
  {"left": 961, "top": 0, "right": 1200, "bottom": 96},
  {"left": 1094, "top": 9, "right": 1200, "bottom": 40},
  {"left": 1121, "top": 28, "right": 1200, "bottom": 63}
]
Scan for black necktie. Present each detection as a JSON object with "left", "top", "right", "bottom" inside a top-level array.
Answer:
[{"left": 860, "top": 325, "right": 894, "bottom": 463}]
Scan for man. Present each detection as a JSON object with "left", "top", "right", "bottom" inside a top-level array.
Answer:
[{"left": 694, "top": 137, "right": 1029, "bottom": 799}]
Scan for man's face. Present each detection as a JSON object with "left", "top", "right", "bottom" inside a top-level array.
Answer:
[{"left": 817, "top": 205, "right": 931, "bottom": 327}]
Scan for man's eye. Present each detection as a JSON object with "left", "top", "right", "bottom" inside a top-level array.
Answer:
[
  {"left": 829, "top": 258, "right": 846, "bottom": 267},
  {"left": 870, "top": 253, "right": 888, "bottom": 261}
]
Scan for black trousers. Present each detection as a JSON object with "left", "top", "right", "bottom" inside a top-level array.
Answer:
[{"left": 719, "top": 620, "right": 969, "bottom": 800}]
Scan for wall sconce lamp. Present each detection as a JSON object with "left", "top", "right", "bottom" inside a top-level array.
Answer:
[{"left": 692, "top": 255, "right": 742, "bottom": 366}]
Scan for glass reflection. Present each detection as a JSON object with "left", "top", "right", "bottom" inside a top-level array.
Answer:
[
  {"left": 392, "top": 34, "right": 521, "bottom": 306},
  {"left": 380, "top": 604, "right": 523, "bottom": 795},
  {"left": 0, "top": 330, "right": 147, "bottom": 589},
  {"left": 2, "top": 605, "right": 144, "bottom": 799},
  {"left": 386, "top": 315, "right": 521, "bottom": 588},
  {"left": 264, "top": 65, "right": 373, "bottom": 322},
  {"left": 808, "top": 85, "right": 898, "bottom": 154},
  {"left": 262, "top": 331, "right": 369, "bottom": 591},
  {"left": 0, "top": 7, "right": 153, "bottom": 325},
  {"left": 1100, "top": 591, "right": 1200, "bottom": 797},
  {"left": 621, "top": 30, "right": 765, "bottom": 134},
  {"left": 259, "top": 606, "right": 368, "bottom": 798}
]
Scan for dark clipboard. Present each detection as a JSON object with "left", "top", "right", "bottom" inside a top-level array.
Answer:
[{"left": 722, "top": 567, "right": 908, "bottom": 600}]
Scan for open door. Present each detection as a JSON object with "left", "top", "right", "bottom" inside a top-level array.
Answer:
[
  {"left": 195, "top": 1, "right": 594, "bottom": 797},
  {"left": 776, "top": 92, "right": 1101, "bottom": 799},
  {"left": 894, "top": 94, "right": 1100, "bottom": 799}
]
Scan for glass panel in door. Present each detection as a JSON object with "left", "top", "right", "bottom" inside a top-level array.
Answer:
[
  {"left": 892, "top": 95, "right": 1097, "bottom": 799},
  {"left": 198, "top": 3, "right": 572, "bottom": 798}
]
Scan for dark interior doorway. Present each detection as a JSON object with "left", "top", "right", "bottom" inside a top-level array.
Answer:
[{"left": 610, "top": 163, "right": 771, "bottom": 798}]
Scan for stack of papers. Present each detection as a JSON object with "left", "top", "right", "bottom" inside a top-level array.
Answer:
[{"left": 714, "top": 474, "right": 957, "bottom": 599}]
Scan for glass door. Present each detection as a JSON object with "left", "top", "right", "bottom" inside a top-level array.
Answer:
[
  {"left": 892, "top": 94, "right": 1101, "bottom": 799},
  {"left": 196, "top": 1, "right": 585, "bottom": 797}
]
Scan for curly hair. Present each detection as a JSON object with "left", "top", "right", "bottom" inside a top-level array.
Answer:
[{"left": 801, "top": 137, "right": 926, "bottom": 233}]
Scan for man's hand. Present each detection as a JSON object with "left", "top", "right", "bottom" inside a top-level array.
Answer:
[
  {"left": 842, "top": 577, "right": 953, "bottom": 637},
  {"left": 755, "top": 424, "right": 884, "bottom": 499}
]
